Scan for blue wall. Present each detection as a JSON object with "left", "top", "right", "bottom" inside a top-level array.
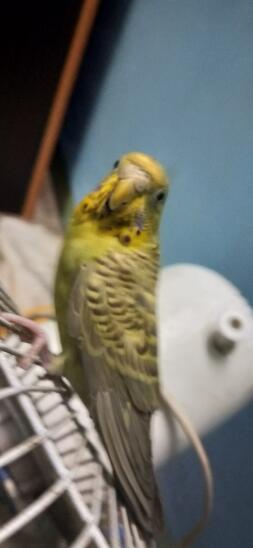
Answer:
[
  {"left": 158, "top": 400, "right": 253, "bottom": 547},
  {"left": 61, "top": 0, "right": 253, "bottom": 304}
]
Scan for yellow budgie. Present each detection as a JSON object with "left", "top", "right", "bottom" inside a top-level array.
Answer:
[{"left": 55, "top": 152, "right": 169, "bottom": 537}]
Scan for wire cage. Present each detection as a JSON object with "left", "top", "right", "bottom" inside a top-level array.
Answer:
[{"left": 0, "top": 328, "right": 154, "bottom": 548}]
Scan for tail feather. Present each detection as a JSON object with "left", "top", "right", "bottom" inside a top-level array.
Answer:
[{"left": 96, "top": 389, "right": 162, "bottom": 537}]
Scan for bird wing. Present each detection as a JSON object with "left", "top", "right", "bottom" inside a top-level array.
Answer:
[
  {"left": 67, "top": 249, "right": 162, "bottom": 534},
  {"left": 68, "top": 249, "right": 159, "bottom": 412}
]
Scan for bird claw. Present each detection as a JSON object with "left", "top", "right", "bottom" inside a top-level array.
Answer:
[{"left": 0, "top": 313, "right": 51, "bottom": 370}]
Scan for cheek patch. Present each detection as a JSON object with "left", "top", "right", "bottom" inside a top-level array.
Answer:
[{"left": 119, "top": 232, "right": 131, "bottom": 245}]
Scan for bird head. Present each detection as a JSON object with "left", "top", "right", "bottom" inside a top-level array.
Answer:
[{"left": 72, "top": 152, "right": 169, "bottom": 247}]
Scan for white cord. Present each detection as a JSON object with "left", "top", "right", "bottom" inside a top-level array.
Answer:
[{"left": 160, "top": 390, "right": 213, "bottom": 547}]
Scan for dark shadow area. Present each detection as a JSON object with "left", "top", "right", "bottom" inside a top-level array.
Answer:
[
  {"left": 0, "top": 0, "right": 83, "bottom": 213},
  {"left": 55, "top": 0, "right": 133, "bottom": 184}
]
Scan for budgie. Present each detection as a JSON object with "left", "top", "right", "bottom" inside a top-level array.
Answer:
[{"left": 54, "top": 152, "right": 169, "bottom": 537}]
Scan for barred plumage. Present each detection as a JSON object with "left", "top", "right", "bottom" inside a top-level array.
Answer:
[{"left": 55, "top": 152, "right": 169, "bottom": 538}]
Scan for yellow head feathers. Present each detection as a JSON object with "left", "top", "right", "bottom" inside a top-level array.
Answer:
[{"left": 72, "top": 152, "right": 169, "bottom": 244}]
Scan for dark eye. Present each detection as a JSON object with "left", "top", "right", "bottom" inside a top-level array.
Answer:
[
  {"left": 156, "top": 191, "right": 166, "bottom": 202},
  {"left": 113, "top": 160, "right": 119, "bottom": 169}
]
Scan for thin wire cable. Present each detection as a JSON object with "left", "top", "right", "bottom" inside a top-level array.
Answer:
[
  {"left": 160, "top": 390, "right": 213, "bottom": 548},
  {"left": 0, "top": 344, "right": 42, "bottom": 365},
  {"left": 0, "top": 435, "right": 44, "bottom": 467},
  {"left": 0, "top": 385, "right": 68, "bottom": 401}
]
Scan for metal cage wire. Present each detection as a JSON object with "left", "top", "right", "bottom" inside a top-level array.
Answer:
[{"left": 0, "top": 331, "right": 155, "bottom": 548}]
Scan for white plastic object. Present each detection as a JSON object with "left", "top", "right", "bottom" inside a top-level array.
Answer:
[{"left": 153, "top": 264, "right": 253, "bottom": 466}]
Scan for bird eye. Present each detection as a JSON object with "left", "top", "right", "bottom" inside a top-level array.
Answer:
[
  {"left": 156, "top": 190, "right": 166, "bottom": 202},
  {"left": 113, "top": 160, "right": 119, "bottom": 169}
]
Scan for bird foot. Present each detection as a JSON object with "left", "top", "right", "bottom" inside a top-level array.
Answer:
[{"left": 0, "top": 313, "right": 51, "bottom": 370}]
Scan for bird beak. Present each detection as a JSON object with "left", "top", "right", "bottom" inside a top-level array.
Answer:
[{"left": 108, "top": 179, "right": 136, "bottom": 210}]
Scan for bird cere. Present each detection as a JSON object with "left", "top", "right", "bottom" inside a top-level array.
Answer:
[{"left": 54, "top": 152, "right": 169, "bottom": 538}]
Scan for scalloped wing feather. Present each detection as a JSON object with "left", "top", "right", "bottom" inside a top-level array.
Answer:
[
  {"left": 68, "top": 250, "right": 160, "bottom": 412},
  {"left": 67, "top": 249, "right": 162, "bottom": 535}
]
